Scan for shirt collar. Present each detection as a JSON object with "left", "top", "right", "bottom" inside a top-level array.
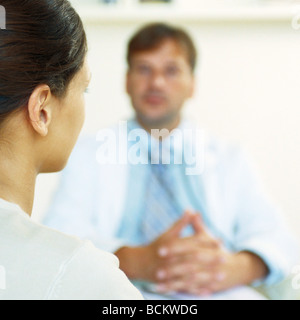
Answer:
[
  {"left": 128, "top": 118, "right": 189, "bottom": 163},
  {"left": 127, "top": 117, "right": 218, "bottom": 170}
]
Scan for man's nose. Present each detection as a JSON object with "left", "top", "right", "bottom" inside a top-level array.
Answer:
[{"left": 150, "top": 71, "right": 167, "bottom": 89}]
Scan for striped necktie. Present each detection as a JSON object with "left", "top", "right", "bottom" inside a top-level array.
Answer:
[{"left": 140, "top": 157, "right": 183, "bottom": 244}]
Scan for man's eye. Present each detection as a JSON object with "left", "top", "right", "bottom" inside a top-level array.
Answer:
[
  {"left": 166, "top": 67, "right": 179, "bottom": 77},
  {"left": 137, "top": 66, "right": 152, "bottom": 75}
]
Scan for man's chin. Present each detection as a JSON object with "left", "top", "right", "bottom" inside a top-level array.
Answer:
[{"left": 136, "top": 111, "right": 179, "bottom": 130}]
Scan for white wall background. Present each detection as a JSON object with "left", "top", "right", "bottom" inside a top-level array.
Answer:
[{"left": 32, "top": 3, "right": 300, "bottom": 247}]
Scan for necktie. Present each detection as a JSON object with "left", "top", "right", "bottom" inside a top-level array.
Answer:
[{"left": 140, "top": 158, "right": 183, "bottom": 244}]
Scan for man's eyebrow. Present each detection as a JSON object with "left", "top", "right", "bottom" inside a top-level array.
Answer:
[
  {"left": 165, "top": 58, "right": 184, "bottom": 64},
  {"left": 133, "top": 59, "right": 151, "bottom": 64},
  {"left": 133, "top": 59, "right": 181, "bottom": 65}
]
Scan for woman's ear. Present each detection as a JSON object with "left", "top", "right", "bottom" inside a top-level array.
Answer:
[{"left": 27, "top": 85, "right": 53, "bottom": 137}]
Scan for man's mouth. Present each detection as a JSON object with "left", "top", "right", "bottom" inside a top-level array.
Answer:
[{"left": 144, "top": 95, "right": 166, "bottom": 105}]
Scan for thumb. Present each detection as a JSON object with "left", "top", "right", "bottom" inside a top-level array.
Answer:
[
  {"left": 190, "top": 211, "right": 205, "bottom": 234},
  {"left": 160, "top": 210, "right": 192, "bottom": 241}
]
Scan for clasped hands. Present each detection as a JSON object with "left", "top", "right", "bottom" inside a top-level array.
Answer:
[{"left": 116, "top": 210, "right": 268, "bottom": 297}]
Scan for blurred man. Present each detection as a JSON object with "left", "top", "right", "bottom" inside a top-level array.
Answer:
[{"left": 43, "top": 23, "right": 297, "bottom": 298}]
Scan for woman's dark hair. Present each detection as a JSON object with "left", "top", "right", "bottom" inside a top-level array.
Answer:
[
  {"left": 0, "top": 0, "right": 87, "bottom": 123},
  {"left": 127, "top": 23, "right": 197, "bottom": 72}
]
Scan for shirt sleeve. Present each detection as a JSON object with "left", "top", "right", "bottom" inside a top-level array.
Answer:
[
  {"left": 230, "top": 148, "right": 299, "bottom": 286},
  {"left": 46, "top": 241, "right": 143, "bottom": 300}
]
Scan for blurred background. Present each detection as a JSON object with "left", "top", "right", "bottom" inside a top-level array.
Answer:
[{"left": 33, "top": 0, "right": 300, "bottom": 265}]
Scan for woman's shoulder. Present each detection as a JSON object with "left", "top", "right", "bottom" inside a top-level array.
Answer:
[
  {"left": 0, "top": 202, "right": 86, "bottom": 257},
  {"left": 0, "top": 204, "right": 143, "bottom": 300},
  {"left": 3, "top": 207, "right": 118, "bottom": 275},
  {"left": 39, "top": 228, "right": 143, "bottom": 300},
  {"left": 47, "top": 240, "right": 143, "bottom": 300}
]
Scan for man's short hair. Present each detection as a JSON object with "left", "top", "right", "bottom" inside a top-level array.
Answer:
[{"left": 127, "top": 23, "right": 197, "bottom": 72}]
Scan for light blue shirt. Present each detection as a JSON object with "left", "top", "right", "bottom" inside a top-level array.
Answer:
[{"left": 43, "top": 119, "right": 298, "bottom": 286}]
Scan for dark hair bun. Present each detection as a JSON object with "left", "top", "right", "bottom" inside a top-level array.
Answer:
[{"left": 0, "top": 0, "right": 87, "bottom": 119}]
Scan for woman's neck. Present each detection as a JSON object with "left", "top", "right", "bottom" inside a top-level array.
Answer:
[{"left": 0, "top": 147, "right": 37, "bottom": 216}]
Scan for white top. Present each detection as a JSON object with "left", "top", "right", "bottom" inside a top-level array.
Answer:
[{"left": 0, "top": 199, "right": 143, "bottom": 300}]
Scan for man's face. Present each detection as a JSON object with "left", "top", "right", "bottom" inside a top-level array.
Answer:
[{"left": 126, "top": 40, "right": 195, "bottom": 128}]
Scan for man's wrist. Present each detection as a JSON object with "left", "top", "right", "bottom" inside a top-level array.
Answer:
[
  {"left": 115, "top": 246, "right": 148, "bottom": 280},
  {"left": 235, "top": 251, "right": 269, "bottom": 285}
]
